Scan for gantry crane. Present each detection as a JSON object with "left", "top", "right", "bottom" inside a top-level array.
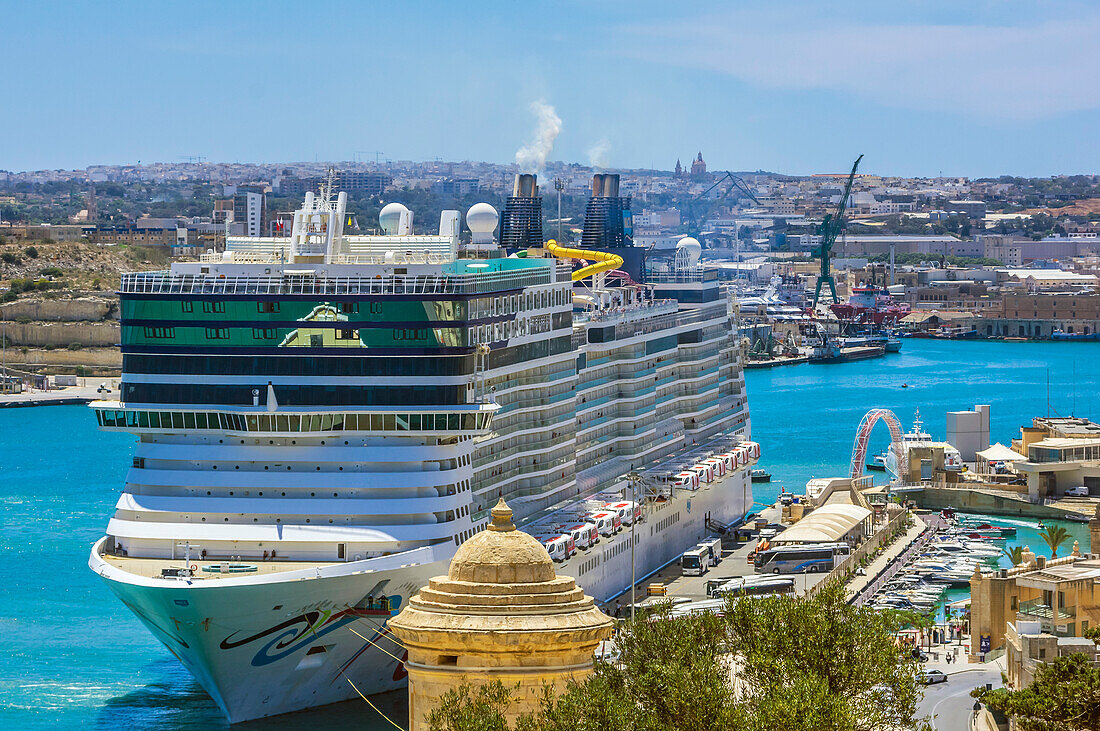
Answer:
[
  {"left": 812, "top": 155, "right": 863, "bottom": 307},
  {"left": 682, "top": 171, "right": 761, "bottom": 246}
]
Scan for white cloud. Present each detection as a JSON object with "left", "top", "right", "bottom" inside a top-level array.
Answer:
[{"left": 621, "top": 9, "right": 1100, "bottom": 120}]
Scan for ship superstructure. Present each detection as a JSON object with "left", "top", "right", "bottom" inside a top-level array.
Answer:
[{"left": 89, "top": 174, "right": 754, "bottom": 722}]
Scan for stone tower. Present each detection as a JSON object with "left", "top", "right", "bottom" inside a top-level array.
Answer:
[{"left": 389, "top": 499, "right": 614, "bottom": 729}]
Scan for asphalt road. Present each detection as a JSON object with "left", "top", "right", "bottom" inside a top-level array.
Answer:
[{"left": 918, "top": 667, "right": 1002, "bottom": 731}]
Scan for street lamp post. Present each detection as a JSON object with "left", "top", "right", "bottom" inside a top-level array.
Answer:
[{"left": 627, "top": 471, "right": 641, "bottom": 621}]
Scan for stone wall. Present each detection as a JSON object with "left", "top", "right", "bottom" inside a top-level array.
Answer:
[
  {"left": 0, "top": 347, "right": 121, "bottom": 369},
  {"left": 0, "top": 296, "right": 116, "bottom": 322},
  {"left": 915, "top": 486, "right": 1076, "bottom": 520},
  {"left": 2, "top": 321, "right": 119, "bottom": 347}
]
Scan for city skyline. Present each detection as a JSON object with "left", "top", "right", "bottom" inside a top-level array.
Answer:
[{"left": 2, "top": 1, "right": 1099, "bottom": 177}]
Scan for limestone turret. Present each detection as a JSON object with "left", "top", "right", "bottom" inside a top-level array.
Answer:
[{"left": 389, "top": 499, "right": 614, "bottom": 729}]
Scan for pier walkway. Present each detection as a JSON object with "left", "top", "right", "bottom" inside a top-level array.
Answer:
[
  {"left": 849, "top": 512, "right": 942, "bottom": 606},
  {"left": 0, "top": 383, "right": 112, "bottom": 408}
]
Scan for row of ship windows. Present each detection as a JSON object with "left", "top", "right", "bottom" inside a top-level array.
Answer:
[
  {"left": 469, "top": 314, "right": 555, "bottom": 345},
  {"left": 143, "top": 326, "right": 439, "bottom": 341},
  {"left": 168, "top": 477, "right": 472, "bottom": 498},
  {"left": 122, "top": 354, "right": 474, "bottom": 377},
  {"left": 468, "top": 288, "right": 569, "bottom": 319},
  {"left": 97, "top": 409, "right": 492, "bottom": 432},
  {"left": 182, "top": 301, "right": 375, "bottom": 315}
]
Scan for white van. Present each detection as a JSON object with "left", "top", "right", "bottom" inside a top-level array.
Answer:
[
  {"left": 605, "top": 500, "right": 642, "bottom": 526},
  {"left": 702, "top": 457, "right": 726, "bottom": 479},
  {"left": 562, "top": 522, "right": 598, "bottom": 550},
  {"left": 673, "top": 471, "right": 700, "bottom": 490},
  {"left": 692, "top": 464, "right": 715, "bottom": 484},
  {"left": 697, "top": 537, "right": 723, "bottom": 567},
  {"left": 587, "top": 511, "right": 621, "bottom": 537},
  {"left": 537, "top": 534, "right": 573, "bottom": 562},
  {"left": 681, "top": 547, "right": 710, "bottom": 576}
]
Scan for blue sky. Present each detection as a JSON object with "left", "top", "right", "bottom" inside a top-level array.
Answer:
[{"left": 3, "top": 1, "right": 1098, "bottom": 177}]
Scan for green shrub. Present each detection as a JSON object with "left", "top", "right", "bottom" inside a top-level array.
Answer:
[
  {"left": 23, "top": 246, "right": 38, "bottom": 259},
  {"left": 1, "top": 252, "right": 20, "bottom": 264},
  {"left": 38, "top": 266, "right": 63, "bottom": 277}
]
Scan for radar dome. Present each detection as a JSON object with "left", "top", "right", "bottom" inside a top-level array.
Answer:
[
  {"left": 466, "top": 203, "right": 499, "bottom": 235},
  {"left": 676, "top": 236, "right": 702, "bottom": 265},
  {"left": 379, "top": 202, "right": 411, "bottom": 235}
]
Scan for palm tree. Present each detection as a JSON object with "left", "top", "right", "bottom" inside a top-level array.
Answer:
[
  {"left": 1003, "top": 545, "right": 1025, "bottom": 565},
  {"left": 1039, "top": 525, "right": 1070, "bottom": 558}
]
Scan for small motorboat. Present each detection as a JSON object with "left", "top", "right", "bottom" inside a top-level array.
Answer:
[
  {"left": 866, "top": 452, "right": 888, "bottom": 471},
  {"left": 901, "top": 383, "right": 910, "bottom": 389}
]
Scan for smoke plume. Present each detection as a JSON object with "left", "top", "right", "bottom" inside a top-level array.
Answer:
[
  {"left": 587, "top": 138, "right": 611, "bottom": 169},
  {"left": 515, "top": 100, "right": 561, "bottom": 173}
]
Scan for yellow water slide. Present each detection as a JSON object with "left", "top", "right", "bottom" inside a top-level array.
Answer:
[{"left": 543, "top": 240, "right": 624, "bottom": 282}]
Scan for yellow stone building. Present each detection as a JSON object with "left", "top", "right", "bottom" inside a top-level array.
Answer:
[
  {"left": 389, "top": 499, "right": 614, "bottom": 729},
  {"left": 968, "top": 505, "right": 1100, "bottom": 662}
]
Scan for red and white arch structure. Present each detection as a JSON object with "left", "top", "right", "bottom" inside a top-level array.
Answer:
[{"left": 849, "top": 408, "right": 907, "bottom": 480}]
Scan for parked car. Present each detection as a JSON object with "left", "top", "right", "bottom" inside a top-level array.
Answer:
[
  {"left": 921, "top": 669, "right": 948, "bottom": 685},
  {"left": 1065, "top": 485, "right": 1090, "bottom": 497}
]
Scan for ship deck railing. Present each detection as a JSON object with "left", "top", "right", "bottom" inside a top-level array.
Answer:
[{"left": 120, "top": 268, "right": 562, "bottom": 296}]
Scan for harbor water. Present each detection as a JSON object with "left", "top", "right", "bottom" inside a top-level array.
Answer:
[{"left": 1, "top": 338, "right": 1096, "bottom": 728}]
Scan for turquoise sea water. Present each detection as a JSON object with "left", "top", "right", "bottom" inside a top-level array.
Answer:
[{"left": 1, "top": 338, "right": 1095, "bottom": 728}]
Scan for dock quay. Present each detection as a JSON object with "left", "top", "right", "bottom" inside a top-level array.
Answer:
[
  {"left": 743, "top": 354, "right": 810, "bottom": 369},
  {"left": 0, "top": 383, "right": 107, "bottom": 408},
  {"left": 605, "top": 487, "right": 938, "bottom": 614},
  {"left": 910, "top": 484, "right": 1098, "bottom": 522}
]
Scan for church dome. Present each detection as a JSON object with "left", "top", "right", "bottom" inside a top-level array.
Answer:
[{"left": 448, "top": 500, "right": 555, "bottom": 584}]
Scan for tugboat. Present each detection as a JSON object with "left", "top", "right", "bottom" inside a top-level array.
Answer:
[{"left": 751, "top": 468, "right": 772, "bottom": 483}]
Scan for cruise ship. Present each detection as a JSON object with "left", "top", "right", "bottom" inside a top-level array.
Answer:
[{"left": 88, "top": 173, "right": 755, "bottom": 722}]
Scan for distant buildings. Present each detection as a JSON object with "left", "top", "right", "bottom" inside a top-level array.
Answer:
[
  {"left": 944, "top": 199, "right": 987, "bottom": 220},
  {"left": 690, "top": 152, "right": 707, "bottom": 180},
  {"left": 279, "top": 170, "right": 390, "bottom": 198},
  {"left": 232, "top": 188, "right": 266, "bottom": 237},
  {"left": 430, "top": 178, "right": 480, "bottom": 196}
]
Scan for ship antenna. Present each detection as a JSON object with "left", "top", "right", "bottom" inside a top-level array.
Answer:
[{"left": 320, "top": 168, "right": 337, "bottom": 210}]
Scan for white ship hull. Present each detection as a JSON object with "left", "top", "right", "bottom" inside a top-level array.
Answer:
[
  {"left": 91, "top": 541, "right": 449, "bottom": 722},
  {"left": 90, "top": 466, "right": 752, "bottom": 723},
  {"left": 90, "top": 179, "right": 753, "bottom": 723}
]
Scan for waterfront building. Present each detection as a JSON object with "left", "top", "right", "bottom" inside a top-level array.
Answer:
[
  {"left": 1011, "top": 417, "right": 1100, "bottom": 501},
  {"left": 1004, "top": 619, "right": 1099, "bottom": 690},
  {"left": 87, "top": 177, "right": 753, "bottom": 722},
  {"left": 969, "top": 528, "right": 1100, "bottom": 662},
  {"left": 389, "top": 499, "right": 613, "bottom": 729}
]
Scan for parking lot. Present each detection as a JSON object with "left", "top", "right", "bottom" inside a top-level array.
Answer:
[{"left": 607, "top": 501, "right": 831, "bottom": 611}]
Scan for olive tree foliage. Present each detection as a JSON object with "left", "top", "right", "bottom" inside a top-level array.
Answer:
[
  {"left": 724, "top": 582, "right": 929, "bottom": 731},
  {"left": 428, "top": 581, "right": 931, "bottom": 731},
  {"left": 428, "top": 681, "right": 513, "bottom": 731},
  {"left": 521, "top": 606, "right": 743, "bottom": 731}
]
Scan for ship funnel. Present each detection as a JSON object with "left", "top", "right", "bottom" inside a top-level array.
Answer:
[
  {"left": 591, "top": 173, "right": 619, "bottom": 198},
  {"left": 512, "top": 173, "right": 538, "bottom": 198}
]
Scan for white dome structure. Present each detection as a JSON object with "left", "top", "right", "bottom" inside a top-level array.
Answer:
[
  {"left": 379, "top": 202, "right": 411, "bottom": 235},
  {"left": 466, "top": 203, "right": 499, "bottom": 234},
  {"left": 676, "top": 236, "right": 702, "bottom": 266}
]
